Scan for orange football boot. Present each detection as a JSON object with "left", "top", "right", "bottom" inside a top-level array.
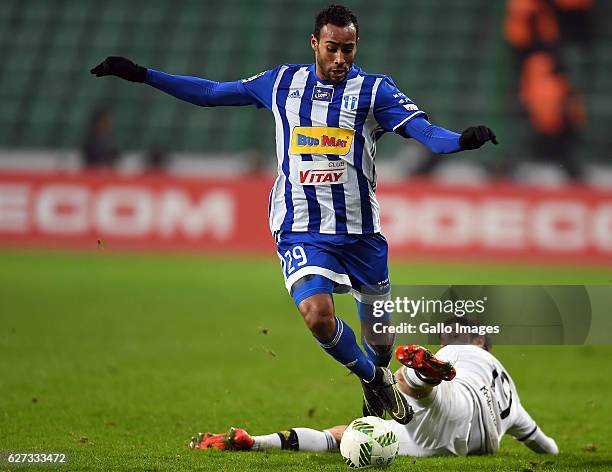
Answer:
[
  {"left": 395, "top": 345, "right": 456, "bottom": 381},
  {"left": 189, "top": 427, "right": 254, "bottom": 450}
]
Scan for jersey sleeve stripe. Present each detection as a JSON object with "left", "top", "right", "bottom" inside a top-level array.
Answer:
[{"left": 392, "top": 110, "right": 427, "bottom": 132}]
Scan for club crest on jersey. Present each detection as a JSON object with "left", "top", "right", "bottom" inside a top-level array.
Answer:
[
  {"left": 290, "top": 126, "right": 355, "bottom": 156},
  {"left": 343, "top": 95, "right": 358, "bottom": 111},
  {"left": 312, "top": 85, "right": 334, "bottom": 102},
  {"left": 297, "top": 160, "right": 348, "bottom": 185}
]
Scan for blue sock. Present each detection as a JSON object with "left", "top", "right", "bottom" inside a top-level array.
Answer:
[
  {"left": 316, "top": 316, "right": 376, "bottom": 382},
  {"left": 356, "top": 300, "right": 394, "bottom": 367},
  {"left": 362, "top": 337, "right": 393, "bottom": 367}
]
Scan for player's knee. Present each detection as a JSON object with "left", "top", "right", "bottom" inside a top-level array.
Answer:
[
  {"left": 308, "top": 315, "right": 336, "bottom": 339},
  {"left": 298, "top": 295, "right": 335, "bottom": 338},
  {"left": 325, "top": 425, "right": 347, "bottom": 446}
]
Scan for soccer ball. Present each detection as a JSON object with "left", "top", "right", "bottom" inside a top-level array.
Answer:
[{"left": 340, "top": 416, "right": 399, "bottom": 469}]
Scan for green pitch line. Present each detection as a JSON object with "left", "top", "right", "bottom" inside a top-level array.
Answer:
[
  {"left": 0, "top": 249, "right": 611, "bottom": 471},
  {"left": 1, "top": 248, "right": 611, "bottom": 284}
]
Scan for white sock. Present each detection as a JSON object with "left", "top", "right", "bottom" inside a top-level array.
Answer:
[
  {"left": 252, "top": 433, "right": 281, "bottom": 451},
  {"left": 401, "top": 366, "right": 441, "bottom": 389},
  {"left": 294, "top": 428, "right": 337, "bottom": 452},
  {"left": 252, "top": 428, "right": 337, "bottom": 452}
]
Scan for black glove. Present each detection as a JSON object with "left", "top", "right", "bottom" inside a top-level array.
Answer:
[
  {"left": 459, "top": 125, "right": 498, "bottom": 150},
  {"left": 90, "top": 56, "right": 147, "bottom": 83}
]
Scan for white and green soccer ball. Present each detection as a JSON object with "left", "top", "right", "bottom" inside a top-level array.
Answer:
[{"left": 340, "top": 416, "right": 399, "bottom": 469}]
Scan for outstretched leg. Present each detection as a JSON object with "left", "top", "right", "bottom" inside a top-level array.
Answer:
[
  {"left": 294, "top": 279, "right": 412, "bottom": 425},
  {"left": 189, "top": 426, "right": 343, "bottom": 452}
]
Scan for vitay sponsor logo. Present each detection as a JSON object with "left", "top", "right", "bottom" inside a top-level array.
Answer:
[
  {"left": 290, "top": 126, "right": 354, "bottom": 156},
  {"left": 298, "top": 160, "right": 348, "bottom": 185}
]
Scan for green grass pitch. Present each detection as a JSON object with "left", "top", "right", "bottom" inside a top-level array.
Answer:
[{"left": 1, "top": 249, "right": 611, "bottom": 471}]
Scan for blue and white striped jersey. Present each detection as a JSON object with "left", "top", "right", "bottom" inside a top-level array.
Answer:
[{"left": 238, "top": 63, "right": 426, "bottom": 235}]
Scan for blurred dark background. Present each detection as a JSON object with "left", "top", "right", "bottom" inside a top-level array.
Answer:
[{"left": 0, "top": 0, "right": 609, "bottom": 181}]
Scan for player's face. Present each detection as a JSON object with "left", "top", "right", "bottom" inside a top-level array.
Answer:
[{"left": 311, "top": 23, "right": 358, "bottom": 84}]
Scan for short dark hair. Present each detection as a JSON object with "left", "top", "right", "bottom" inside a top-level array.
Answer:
[
  {"left": 314, "top": 4, "right": 358, "bottom": 40},
  {"left": 439, "top": 317, "right": 492, "bottom": 351}
]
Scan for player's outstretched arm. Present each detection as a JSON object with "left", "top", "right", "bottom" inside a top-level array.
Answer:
[
  {"left": 373, "top": 77, "right": 497, "bottom": 154},
  {"left": 507, "top": 404, "right": 559, "bottom": 454},
  {"left": 90, "top": 56, "right": 256, "bottom": 107},
  {"left": 518, "top": 427, "right": 559, "bottom": 454},
  {"left": 400, "top": 117, "right": 498, "bottom": 154}
]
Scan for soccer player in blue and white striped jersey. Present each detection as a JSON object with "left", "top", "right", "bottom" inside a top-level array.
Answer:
[{"left": 91, "top": 4, "right": 497, "bottom": 425}]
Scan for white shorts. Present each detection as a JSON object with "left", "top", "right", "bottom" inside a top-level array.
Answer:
[{"left": 386, "top": 378, "right": 480, "bottom": 457}]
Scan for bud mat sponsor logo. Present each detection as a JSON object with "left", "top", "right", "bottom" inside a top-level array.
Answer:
[
  {"left": 289, "top": 126, "right": 354, "bottom": 156},
  {"left": 297, "top": 160, "right": 347, "bottom": 185},
  {"left": 297, "top": 134, "right": 348, "bottom": 149}
]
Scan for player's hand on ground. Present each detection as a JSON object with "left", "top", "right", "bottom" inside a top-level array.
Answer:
[
  {"left": 90, "top": 56, "right": 147, "bottom": 83},
  {"left": 459, "top": 125, "right": 498, "bottom": 150}
]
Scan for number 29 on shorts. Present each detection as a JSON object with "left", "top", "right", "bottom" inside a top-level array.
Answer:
[{"left": 279, "top": 245, "right": 308, "bottom": 276}]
